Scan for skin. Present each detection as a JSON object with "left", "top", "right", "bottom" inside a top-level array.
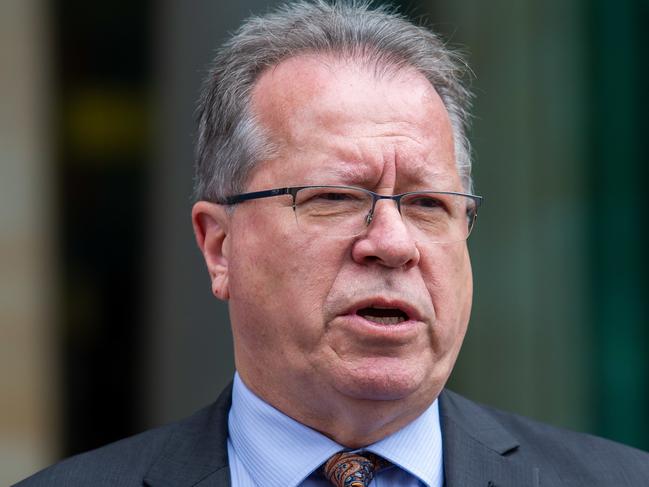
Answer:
[{"left": 192, "top": 55, "right": 474, "bottom": 448}]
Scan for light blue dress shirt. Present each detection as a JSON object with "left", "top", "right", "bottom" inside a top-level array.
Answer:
[{"left": 228, "top": 373, "right": 444, "bottom": 487}]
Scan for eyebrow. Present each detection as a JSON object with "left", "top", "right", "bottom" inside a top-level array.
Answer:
[
  {"left": 300, "top": 164, "right": 460, "bottom": 193},
  {"left": 301, "top": 160, "right": 372, "bottom": 186}
]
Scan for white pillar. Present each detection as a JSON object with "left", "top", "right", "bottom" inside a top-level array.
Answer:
[{"left": 0, "top": 0, "right": 60, "bottom": 483}]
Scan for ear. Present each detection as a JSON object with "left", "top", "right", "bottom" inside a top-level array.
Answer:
[{"left": 192, "top": 201, "right": 231, "bottom": 300}]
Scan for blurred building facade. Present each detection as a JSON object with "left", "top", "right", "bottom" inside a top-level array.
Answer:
[{"left": 2, "top": 0, "right": 647, "bottom": 484}]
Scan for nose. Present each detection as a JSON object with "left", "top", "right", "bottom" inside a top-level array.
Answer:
[{"left": 351, "top": 199, "right": 420, "bottom": 269}]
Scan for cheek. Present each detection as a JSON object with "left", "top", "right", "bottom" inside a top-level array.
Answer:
[
  {"left": 422, "top": 244, "right": 472, "bottom": 336},
  {"left": 228, "top": 212, "right": 347, "bottom": 351}
]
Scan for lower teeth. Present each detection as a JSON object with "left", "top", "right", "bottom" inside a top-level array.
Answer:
[{"left": 364, "top": 316, "right": 405, "bottom": 325}]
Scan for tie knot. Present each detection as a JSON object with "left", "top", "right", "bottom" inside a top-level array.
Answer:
[{"left": 322, "top": 451, "right": 389, "bottom": 487}]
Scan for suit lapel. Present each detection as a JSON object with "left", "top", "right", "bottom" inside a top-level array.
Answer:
[
  {"left": 439, "top": 389, "right": 558, "bottom": 487},
  {"left": 143, "top": 385, "right": 233, "bottom": 487}
]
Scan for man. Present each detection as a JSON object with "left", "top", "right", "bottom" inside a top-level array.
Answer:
[{"left": 17, "top": 1, "right": 649, "bottom": 486}]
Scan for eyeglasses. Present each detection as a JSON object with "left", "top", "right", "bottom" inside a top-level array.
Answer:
[{"left": 218, "top": 185, "right": 483, "bottom": 243}]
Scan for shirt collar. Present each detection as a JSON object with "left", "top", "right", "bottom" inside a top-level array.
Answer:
[
  {"left": 368, "top": 398, "right": 444, "bottom": 487},
  {"left": 228, "top": 372, "right": 443, "bottom": 487}
]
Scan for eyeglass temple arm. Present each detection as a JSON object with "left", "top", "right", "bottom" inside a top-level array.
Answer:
[{"left": 217, "top": 187, "right": 295, "bottom": 205}]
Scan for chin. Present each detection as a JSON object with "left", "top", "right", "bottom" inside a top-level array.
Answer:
[{"left": 333, "top": 360, "right": 435, "bottom": 402}]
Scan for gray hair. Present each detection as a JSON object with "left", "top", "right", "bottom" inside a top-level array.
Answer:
[{"left": 194, "top": 0, "right": 474, "bottom": 202}]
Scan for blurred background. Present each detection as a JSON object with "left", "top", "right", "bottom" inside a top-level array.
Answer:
[{"left": 2, "top": 0, "right": 648, "bottom": 483}]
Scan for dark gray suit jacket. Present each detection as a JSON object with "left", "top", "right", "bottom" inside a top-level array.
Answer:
[{"left": 15, "top": 387, "right": 649, "bottom": 486}]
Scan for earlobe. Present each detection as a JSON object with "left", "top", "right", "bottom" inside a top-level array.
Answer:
[{"left": 191, "top": 201, "right": 231, "bottom": 301}]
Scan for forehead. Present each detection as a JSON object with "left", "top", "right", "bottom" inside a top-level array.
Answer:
[{"left": 250, "top": 54, "right": 458, "bottom": 189}]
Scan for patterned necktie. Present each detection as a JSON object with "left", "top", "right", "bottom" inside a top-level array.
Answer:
[{"left": 323, "top": 451, "right": 389, "bottom": 487}]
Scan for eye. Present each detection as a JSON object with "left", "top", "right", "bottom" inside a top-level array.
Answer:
[
  {"left": 407, "top": 194, "right": 447, "bottom": 209},
  {"left": 315, "top": 191, "right": 355, "bottom": 201},
  {"left": 295, "top": 187, "right": 368, "bottom": 208},
  {"left": 301, "top": 188, "right": 367, "bottom": 204}
]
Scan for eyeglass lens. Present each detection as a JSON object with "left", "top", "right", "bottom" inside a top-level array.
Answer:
[{"left": 293, "top": 186, "right": 477, "bottom": 243}]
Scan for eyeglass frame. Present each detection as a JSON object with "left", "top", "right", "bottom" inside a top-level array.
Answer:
[{"left": 217, "top": 185, "right": 483, "bottom": 239}]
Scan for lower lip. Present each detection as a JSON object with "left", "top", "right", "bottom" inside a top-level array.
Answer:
[{"left": 335, "top": 313, "right": 424, "bottom": 340}]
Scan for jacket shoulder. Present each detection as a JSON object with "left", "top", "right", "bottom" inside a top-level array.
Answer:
[
  {"left": 495, "top": 405, "right": 649, "bottom": 482},
  {"left": 442, "top": 389, "right": 649, "bottom": 484},
  {"left": 14, "top": 385, "right": 232, "bottom": 487},
  {"left": 13, "top": 422, "right": 177, "bottom": 487}
]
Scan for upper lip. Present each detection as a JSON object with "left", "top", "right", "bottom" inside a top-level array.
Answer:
[{"left": 345, "top": 297, "right": 423, "bottom": 322}]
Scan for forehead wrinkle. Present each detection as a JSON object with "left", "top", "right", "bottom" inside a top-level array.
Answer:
[
  {"left": 301, "top": 160, "right": 374, "bottom": 186},
  {"left": 298, "top": 130, "right": 458, "bottom": 191},
  {"left": 392, "top": 159, "right": 457, "bottom": 192}
]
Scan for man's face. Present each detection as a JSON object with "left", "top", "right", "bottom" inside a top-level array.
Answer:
[{"left": 201, "top": 55, "right": 473, "bottom": 419}]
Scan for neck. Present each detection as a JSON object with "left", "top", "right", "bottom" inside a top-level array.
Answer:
[{"left": 238, "top": 370, "right": 438, "bottom": 448}]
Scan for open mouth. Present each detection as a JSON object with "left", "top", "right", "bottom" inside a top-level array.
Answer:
[{"left": 356, "top": 306, "right": 410, "bottom": 325}]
